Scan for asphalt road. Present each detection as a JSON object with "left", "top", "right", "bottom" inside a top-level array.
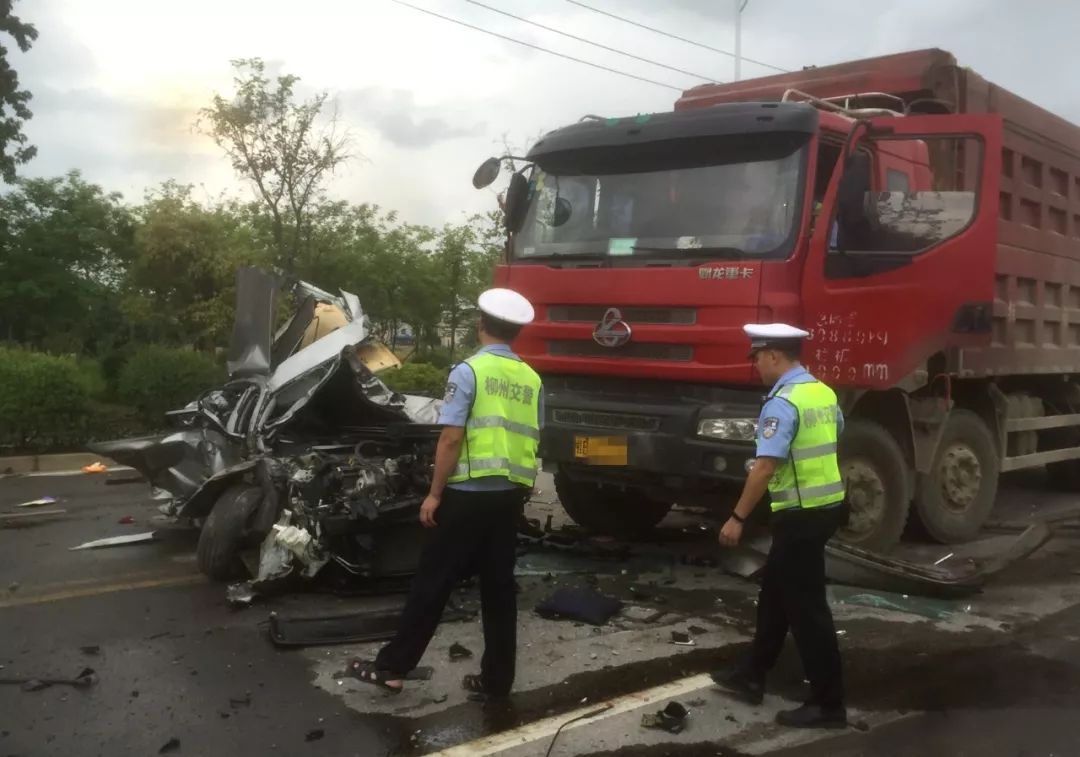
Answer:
[{"left": 4, "top": 469, "right": 1080, "bottom": 756}]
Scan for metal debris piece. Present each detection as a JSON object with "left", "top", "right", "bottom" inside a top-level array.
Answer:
[
  {"left": 670, "top": 631, "right": 695, "bottom": 646},
  {"left": 1, "top": 667, "right": 97, "bottom": 692},
  {"left": 14, "top": 496, "right": 57, "bottom": 508},
  {"left": 305, "top": 729, "right": 325, "bottom": 742},
  {"left": 270, "top": 609, "right": 471, "bottom": 648},
  {"left": 641, "top": 701, "right": 689, "bottom": 734},
  {"left": 933, "top": 552, "right": 955, "bottom": 566},
  {"left": 69, "top": 532, "right": 157, "bottom": 551},
  {"left": 688, "top": 625, "right": 708, "bottom": 636},
  {"left": 449, "top": 642, "right": 474, "bottom": 660},
  {"left": 158, "top": 737, "right": 181, "bottom": 754},
  {"left": 226, "top": 583, "right": 256, "bottom": 608},
  {"left": 118, "top": 516, "right": 136, "bottom": 525}
]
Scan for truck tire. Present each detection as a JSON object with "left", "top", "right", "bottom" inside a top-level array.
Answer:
[
  {"left": 555, "top": 470, "right": 673, "bottom": 537},
  {"left": 836, "top": 419, "right": 911, "bottom": 552},
  {"left": 197, "top": 484, "right": 262, "bottom": 581},
  {"left": 913, "top": 410, "right": 1000, "bottom": 544}
]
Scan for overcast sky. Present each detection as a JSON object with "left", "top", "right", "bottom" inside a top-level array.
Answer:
[{"left": 14, "top": 0, "right": 1080, "bottom": 227}]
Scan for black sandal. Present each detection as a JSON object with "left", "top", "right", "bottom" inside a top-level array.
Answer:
[{"left": 348, "top": 659, "right": 404, "bottom": 694}]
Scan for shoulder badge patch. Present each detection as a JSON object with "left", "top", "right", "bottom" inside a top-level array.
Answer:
[
  {"left": 443, "top": 383, "right": 458, "bottom": 403},
  {"left": 761, "top": 417, "right": 780, "bottom": 439}
]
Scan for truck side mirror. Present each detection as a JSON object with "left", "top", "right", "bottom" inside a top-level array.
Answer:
[
  {"left": 472, "top": 157, "right": 502, "bottom": 189},
  {"left": 504, "top": 172, "right": 530, "bottom": 233}
]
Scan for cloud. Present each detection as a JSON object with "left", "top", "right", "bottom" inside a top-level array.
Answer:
[{"left": 341, "top": 87, "right": 486, "bottom": 149}]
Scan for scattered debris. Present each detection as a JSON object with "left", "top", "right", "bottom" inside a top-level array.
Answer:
[
  {"left": 832, "top": 588, "right": 958, "bottom": 621},
  {"left": 13, "top": 496, "right": 57, "bottom": 508},
  {"left": 431, "top": 693, "right": 448, "bottom": 704},
  {"left": 229, "top": 693, "right": 252, "bottom": 708},
  {"left": 70, "top": 532, "right": 157, "bottom": 551},
  {"left": 227, "top": 583, "right": 256, "bottom": 608},
  {"left": 304, "top": 729, "right": 325, "bottom": 742},
  {"left": 641, "top": 701, "right": 689, "bottom": 734},
  {"left": 688, "top": 625, "right": 708, "bottom": 636},
  {"left": 79, "top": 646, "right": 100, "bottom": 656},
  {"left": 118, "top": 515, "right": 136, "bottom": 525},
  {"left": 934, "top": 552, "right": 955, "bottom": 566},
  {"left": 158, "top": 737, "right": 181, "bottom": 754},
  {"left": 449, "top": 642, "right": 474, "bottom": 660},
  {"left": 82, "top": 462, "right": 108, "bottom": 474},
  {"left": 535, "top": 587, "right": 623, "bottom": 626},
  {"left": 269, "top": 608, "right": 471, "bottom": 648},
  {"left": 621, "top": 605, "right": 666, "bottom": 624},
  {"left": 671, "top": 631, "right": 695, "bottom": 646},
  {"left": 1, "top": 667, "right": 97, "bottom": 692}
]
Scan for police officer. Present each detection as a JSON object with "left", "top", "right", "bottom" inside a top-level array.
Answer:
[
  {"left": 352, "top": 288, "right": 542, "bottom": 700},
  {"left": 713, "top": 323, "right": 848, "bottom": 729}
]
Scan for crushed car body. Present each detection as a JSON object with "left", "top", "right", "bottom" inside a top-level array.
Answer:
[{"left": 90, "top": 267, "right": 442, "bottom": 586}]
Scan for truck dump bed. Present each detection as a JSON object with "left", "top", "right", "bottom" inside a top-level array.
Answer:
[{"left": 677, "top": 49, "right": 1080, "bottom": 378}]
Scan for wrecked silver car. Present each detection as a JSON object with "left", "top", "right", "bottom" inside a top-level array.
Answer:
[{"left": 90, "top": 268, "right": 442, "bottom": 586}]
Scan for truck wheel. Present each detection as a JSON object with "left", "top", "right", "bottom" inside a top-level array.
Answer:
[
  {"left": 555, "top": 470, "right": 672, "bottom": 537},
  {"left": 913, "top": 410, "right": 999, "bottom": 544},
  {"left": 197, "top": 484, "right": 262, "bottom": 581},
  {"left": 836, "top": 419, "right": 911, "bottom": 552}
]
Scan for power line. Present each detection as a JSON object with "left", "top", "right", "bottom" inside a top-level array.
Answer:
[
  {"left": 565, "top": 0, "right": 789, "bottom": 74},
  {"left": 463, "top": 0, "right": 719, "bottom": 83},
  {"left": 389, "top": 0, "right": 685, "bottom": 92}
]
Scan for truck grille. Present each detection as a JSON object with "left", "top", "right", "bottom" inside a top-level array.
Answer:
[
  {"left": 547, "top": 306, "right": 696, "bottom": 325},
  {"left": 551, "top": 409, "right": 662, "bottom": 432},
  {"left": 548, "top": 340, "right": 694, "bottom": 362}
]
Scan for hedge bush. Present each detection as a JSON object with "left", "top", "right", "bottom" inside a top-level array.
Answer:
[
  {"left": 117, "top": 346, "right": 223, "bottom": 424},
  {"left": 0, "top": 346, "right": 91, "bottom": 450},
  {"left": 381, "top": 362, "right": 450, "bottom": 398}
]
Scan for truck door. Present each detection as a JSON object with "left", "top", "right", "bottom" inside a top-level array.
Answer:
[{"left": 801, "top": 114, "right": 1003, "bottom": 388}]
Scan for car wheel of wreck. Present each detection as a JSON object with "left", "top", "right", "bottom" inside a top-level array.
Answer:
[
  {"left": 555, "top": 469, "right": 673, "bottom": 537},
  {"left": 197, "top": 484, "right": 263, "bottom": 581}
]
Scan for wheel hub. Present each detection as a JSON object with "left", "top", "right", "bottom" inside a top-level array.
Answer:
[
  {"left": 939, "top": 443, "right": 982, "bottom": 511},
  {"left": 840, "top": 458, "right": 886, "bottom": 539}
]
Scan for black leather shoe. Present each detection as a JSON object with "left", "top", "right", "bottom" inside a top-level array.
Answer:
[
  {"left": 710, "top": 669, "right": 764, "bottom": 705},
  {"left": 775, "top": 704, "right": 847, "bottom": 729}
]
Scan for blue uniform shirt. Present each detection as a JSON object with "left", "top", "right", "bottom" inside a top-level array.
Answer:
[
  {"left": 756, "top": 366, "right": 844, "bottom": 460},
  {"left": 438, "top": 343, "right": 545, "bottom": 491}
]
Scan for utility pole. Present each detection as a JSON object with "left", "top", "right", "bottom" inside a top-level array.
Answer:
[{"left": 734, "top": 0, "right": 748, "bottom": 81}]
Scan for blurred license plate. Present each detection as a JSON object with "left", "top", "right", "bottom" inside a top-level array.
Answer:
[{"left": 574, "top": 435, "right": 628, "bottom": 466}]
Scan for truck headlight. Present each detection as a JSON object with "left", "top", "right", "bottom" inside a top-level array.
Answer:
[{"left": 697, "top": 418, "right": 758, "bottom": 441}]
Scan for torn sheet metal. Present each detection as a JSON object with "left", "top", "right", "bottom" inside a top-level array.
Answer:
[
  {"left": 823, "top": 523, "right": 1050, "bottom": 598},
  {"left": 70, "top": 532, "right": 158, "bottom": 551},
  {"left": 227, "top": 267, "right": 278, "bottom": 378},
  {"left": 269, "top": 318, "right": 367, "bottom": 392},
  {"left": 14, "top": 496, "right": 58, "bottom": 508}
]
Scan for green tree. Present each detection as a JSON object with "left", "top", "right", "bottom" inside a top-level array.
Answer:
[
  {"left": 123, "top": 181, "right": 266, "bottom": 350},
  {"left": 0, "top": 172, "right": 134, "bottom": 353},
  {"left": 434, "top": 212, "right": 504, "bottom": 359},
  {"left": 198, "top": 58, "right": 351, "bottom": 276},
  {"left": 0, "top": 0, "right": 37, "bottom": 183}
]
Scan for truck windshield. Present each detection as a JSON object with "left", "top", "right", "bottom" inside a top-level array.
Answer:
[{"left": 513, "top": 134, "right": 808, "bottom": 262}]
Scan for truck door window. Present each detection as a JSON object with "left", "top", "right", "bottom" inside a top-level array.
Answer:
[{"left": 827, "top": 136, "right": 983, "bottom": 279}]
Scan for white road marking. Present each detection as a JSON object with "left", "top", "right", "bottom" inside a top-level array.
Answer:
[{"left": 428, "top": 673, "right": 714, "bottom": 756}]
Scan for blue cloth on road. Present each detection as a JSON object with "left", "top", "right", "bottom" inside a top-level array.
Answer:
[
  {"left": 755, "top": 366, "right": 844, "bottom": 460},
  {"left": 437, "top": 343, "right": 544, "bottom": 492}
]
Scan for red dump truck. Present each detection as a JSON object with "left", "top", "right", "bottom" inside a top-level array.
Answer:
[{"left": 472, "top": 49, "right": 1080, "bottom": 551}]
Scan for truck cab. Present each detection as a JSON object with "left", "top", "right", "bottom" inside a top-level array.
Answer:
[{"left": 474, "top": 49, "right": 1073, "bottom": 552}]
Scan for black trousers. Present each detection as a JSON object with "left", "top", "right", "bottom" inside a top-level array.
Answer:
[
  {"left": 375, "top": 487, "right": 525, "bottom": 695},
  {"left": 747, "top": 504, "right": 848, "bottom": 708}
]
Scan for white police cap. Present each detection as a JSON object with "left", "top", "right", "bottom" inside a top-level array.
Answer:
[
  {"left": 478, "top": 288, "right": 535, "bottom": 326},
  {"left": 743, "top": 323, "right": 810, "bottom": 355}
]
